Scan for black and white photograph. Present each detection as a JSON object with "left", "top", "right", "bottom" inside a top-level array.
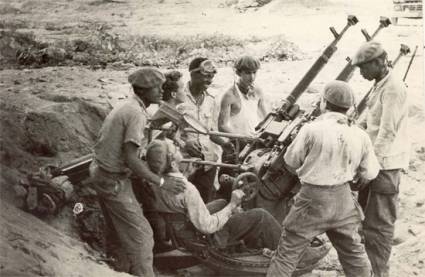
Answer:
[{"left": 0, "top": 0, "right": 424, "bottom": 276}]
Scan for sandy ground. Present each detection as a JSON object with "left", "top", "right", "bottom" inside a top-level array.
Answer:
[{"left": 0, "top": 0, "right": 424, "bottom": 276}]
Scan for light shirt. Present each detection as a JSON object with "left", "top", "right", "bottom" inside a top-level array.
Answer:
[
  {"left": 152, "top": 172, "right": 233, "bottom": 234},
  {"left": 94, "top": 94, "right": 149, "bottom": 173},
  {"left": 176, "top": 82, "right": 222, "bottom": 163},
  {"left": 284, "top": 112, "right": 380, "bottom": 186},
  {"left": 364, "top": 71, "right": 410, "bottom": 169},
  {"left": 227, "top": 83, "right": 262, "bottom": 136}
]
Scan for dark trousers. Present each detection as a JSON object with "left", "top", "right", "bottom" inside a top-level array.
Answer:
[
  {"left": 363, "top": 169, "right": 401, "bottom": 277},
  {"left": 175, "top": 199, "right": 282, "bottom": 251},
  {"left": 212, "top": 200, "right": 282, "bottom": 250},
  {"left": 90, "top": 163, "right": 154, "bottom": 277},
  {"left": 267, "top": 183, "right": 371, "bottom": 277},
  {"left": 188, "top": 166, "right": 217, "bottom": 203}
]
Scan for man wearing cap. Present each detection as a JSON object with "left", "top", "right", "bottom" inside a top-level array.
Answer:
[
  {"left": 177, "top": 57, "right": 234, "bottom": 202},
  {"left": 352, "top": 41, "right": 409, "bottom": 277},
  {"left": 90, "top": 67, "right": 186, "bottom": 276},
  {"left": 218, "top": 55, "right": 267, "bottom": 136},
  {"left": 267, "top": 80, "right": 380, "bottom": 277}
]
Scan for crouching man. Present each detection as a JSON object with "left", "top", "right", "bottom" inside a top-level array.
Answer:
[
  {"left": 145, "top": 139, "right": 282, "bottom": 250},
  {"left": 267, "top": 81, "right": 381, "bottom": 277}
]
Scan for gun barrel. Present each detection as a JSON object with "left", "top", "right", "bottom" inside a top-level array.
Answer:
[
  {"left": 336, "top": 17, "right": 391, "bottom": 82},
  {"left": 283, "top": 15, "right": 358, "bottom": 109},
  {"left": 183, "top": 128, "right": 257, "bottom": 141},
  {"left": 403, "top": 45, "right": 418, "bottom": 82},
  {"left": 180, "top": 159, "right": 242, "bottom": 169}
]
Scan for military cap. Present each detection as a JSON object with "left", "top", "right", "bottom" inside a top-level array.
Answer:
[
  {"left": 352, "top": 41, "right": 385, "bottom": 66},
  {"left": 323, "top": 80, "right": 355, "bottom": 109},
  {"left": 128, "top": 67, "right": 165, "bottom": 88},
  {"left": 234, "top": 55, "right": 261, "bottom": 72}
]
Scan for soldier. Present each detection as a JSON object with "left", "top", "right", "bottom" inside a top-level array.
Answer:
[
  {"left": 89, "top": 67, "right": 186, "bottom": 276},
  {"left": 352, "top": 41, "right": 410, "bottom": 277},
  {"left": 218, "top": 55, "right": 267, "bottom": 136},
  {"left": 267, "top": 81, "right": 380, "bottom": 277},
  {"left": 177, "top": 57, "right": 234, "bottom": 202}
]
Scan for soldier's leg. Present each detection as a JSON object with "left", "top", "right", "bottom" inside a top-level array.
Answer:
[
  {"left": 98, "top": 200, "right": 130, "bottom": 272},
  {"left": 215, "top": 208, "right": 282, "bottom": 250},
  {"left": 363, "top": 170, "right": 400, "bottom": 277},
  {"left": 327, "top": 223, "right": 372, "bottom": 277},
  {"left": 266, "top": 191, "right": 321, "bottom": 277},
  {"left": 101, "top": 179, "right": 155, "bottom": 277},
  {"left": 267, "top": 228, "right": 312, "bottom": 277},
  {"left": 358, "top": 185, "right": 370, "bottom": 211}
]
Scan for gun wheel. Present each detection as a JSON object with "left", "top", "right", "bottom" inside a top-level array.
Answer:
[{"left": 233, "top": 172, "right": 259, "bottom": 202}]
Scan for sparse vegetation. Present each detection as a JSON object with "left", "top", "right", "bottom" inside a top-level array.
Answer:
[{"left": 0, "top": 27, "right": 302, "bottom": 69}]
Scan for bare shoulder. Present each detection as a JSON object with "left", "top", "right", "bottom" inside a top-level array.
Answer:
[
  {"left": 221, "top": 87, "right": 239, "bottom": 105},
  {"left": 253, "top": 85, "right": 265, "bottom": 98}
]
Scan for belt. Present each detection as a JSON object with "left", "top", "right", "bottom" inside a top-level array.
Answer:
[
  {"left": 91, "top": 160, "right": 131, "bottom": 180},
  {"left": 301, "top": 182, "right": 349, "bottom": 190}
]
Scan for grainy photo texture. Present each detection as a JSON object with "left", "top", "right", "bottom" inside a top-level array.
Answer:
[{"left": 0, "top": 0, "right": 424, "bottom": 276}]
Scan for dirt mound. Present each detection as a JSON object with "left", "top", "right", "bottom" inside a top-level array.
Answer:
[
  {"left": 0, "top": 90, "right": 109, "bottom": 205},
  {"left": 0, "top": 201, "right": 129, "bottom": 277},
  {"left": 23, "top": 99, "right": 107, "bottom": 156}
]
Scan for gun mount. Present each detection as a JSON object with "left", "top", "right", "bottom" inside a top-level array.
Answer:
[{"left": 239, "top": 15, "right": 358, "bottom": 159}]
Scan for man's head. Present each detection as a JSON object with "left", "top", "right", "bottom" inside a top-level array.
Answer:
[
  {"left": 352, "top": 41, "right": 388, "bottom": 81},
  {"left": 146, "top": 139, "right": 184, "bottom": 175},
  {"left": 234, "top": 55, "right": 260, "bottom": 88},
  {"left": 188, "top": 57, "right": 217, "bottom": 92},
  {"left": 128, "top": 67, "right": 165, "bottom": 104},
  {"left": 320, "top": 80, "right": 355, "bottom": 114},
  {"left": 162, "top": 70, "right": 185, "bottom": 104}
]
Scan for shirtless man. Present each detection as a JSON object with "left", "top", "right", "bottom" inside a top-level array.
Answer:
[{"left": 218, "top": 55, "right": 267, "bottom": 136}]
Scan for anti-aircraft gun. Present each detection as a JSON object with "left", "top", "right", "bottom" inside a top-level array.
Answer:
[
  {"left": 218, "top": 16, "right": 412, "bottom": 225},
  {"left": 216, "top": 15, "right": 361, "bottom": 221}
]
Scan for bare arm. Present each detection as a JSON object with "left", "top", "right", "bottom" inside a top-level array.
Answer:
[
  {"left": 257, "top": 88, "right": 268, "bottom": 119},
  {"left": 124, "top": 142, "right": 162, "bottom": 184},
  {"left": 211, "top": 92, "right": 233, "bottom": 148},
  {"left": 218, "top": 92, "right": 234, "bottom": 133}
]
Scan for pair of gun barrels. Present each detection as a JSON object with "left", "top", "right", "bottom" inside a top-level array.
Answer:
[{"left": 266, "top": 15, "right": 414, "bottom": 125}]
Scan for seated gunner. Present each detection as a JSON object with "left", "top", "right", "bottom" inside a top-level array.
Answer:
[{"left": 145, "top": 139, "right": 282, "bottom": 251}]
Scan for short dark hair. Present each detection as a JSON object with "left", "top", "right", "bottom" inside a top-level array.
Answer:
[
  {"left": 235, "top": 56, "right": 260, "bottom": 74},
  {"left": 162, "top": 70, "right": 183, "bottom": 101},
  {"left": 325, "top": 100, "right": 350, "bottom": 113},
  {"left": 188, "top": 57, "right": 208, "bottom": 72}
]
